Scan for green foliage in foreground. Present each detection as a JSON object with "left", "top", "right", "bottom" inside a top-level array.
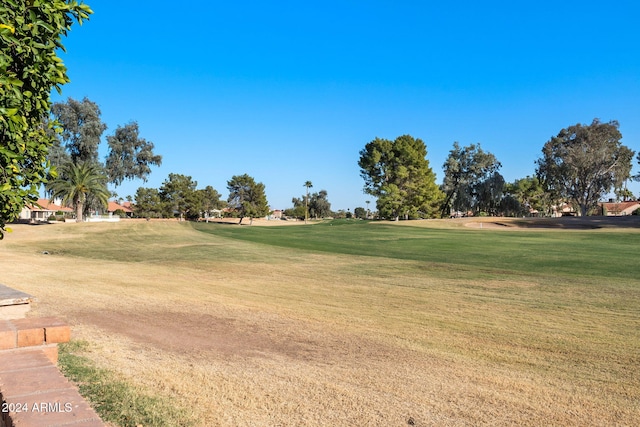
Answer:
[
  {"left": 58, "top": 341, "right": 191, "bottom": 427},
  {"left": 0, "top": 1, "right": 91, "bottom": 237},
  {"left": 193, "top": 219, "right": 640, "bottom": 280}
]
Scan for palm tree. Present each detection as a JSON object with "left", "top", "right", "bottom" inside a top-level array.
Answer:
[
  {"left": 304, "top": 180, "right": 313, "bottom": 224},
  {"left": 48, "top": 162, "right": 110, "bottom": 222}
]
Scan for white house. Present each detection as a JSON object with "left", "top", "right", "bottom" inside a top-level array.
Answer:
[
  {"left": 598, "top": 200, "right": 640, "bottom": 216},
  {"left": 19, "top": 199, "right": 73, "bottom": 222}
]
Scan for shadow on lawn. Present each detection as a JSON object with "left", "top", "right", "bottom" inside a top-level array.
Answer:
[{"left": 510, "top": 216, "right": 640, "bottom": 229}]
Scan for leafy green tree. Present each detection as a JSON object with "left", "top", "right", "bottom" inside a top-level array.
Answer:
[
  {"left": 286, "top": 198, "right": 307, "bottom": 219},
  {"left": 498, "top": 194, "right": 523, "bottom": 217},
  {"left": 51, "top": 97, "right": 106, "bottom": 164},
  {"left": 359, "top": 135, "right": 442, "bottom": 220},
  {"left": 536, "top": 119, "right": 635, "bottom": 216},
  {"left": 105, "top": 121, "right": 162, "bottom": 186},
  {"left": 134, "top": 187, "right": 164, "bottom": 218},
  {"left": 135, "top": 179, "right": 221, "bottom": 220},
  {"left": 227, "top": 174, "right": 269, "bottom": 225},
  {"left": 292, "top": 189, "right": 332, "bottom": 219},
  {"left": 48, "top": 162, "right": 109, "bottom": 222},
  {"left": 354, "top": 207, "right": 367, "bottom": 219},
  {"left": 504, "top": 176, "right": 548, "bottom": 216},
  {"left": 441, "top": 142, "right": 502, "bottom": 217},
  {"left": 0, "top": 0, "right": 92, "bottom": 237},
  {"left": 309, "top": 189, "right": 332, "bottom": 219},
  {"left": 159, "top": 173, "right": 199, "bottom": 220},
  {"left": 51, "top": 98, "right": 161, "bottom": 193},
  {"left": 198, "top": 185, "right": 223, "bottom": 220},
  {"left": 47, "top": 140, "right": 72, "bottom": 173},
  {"left": 614, "top": 187, "right": 634, "bottom": 202},
  {"left": 474, "top": 172, "right": 505, "bottom": 215}
]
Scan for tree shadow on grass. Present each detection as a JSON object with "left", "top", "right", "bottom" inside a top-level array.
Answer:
[{"left": 511, "top": 216, "right": 640, "bottom": 229}]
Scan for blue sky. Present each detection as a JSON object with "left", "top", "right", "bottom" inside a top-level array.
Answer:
[{"left": 52, "top": 1, "right": 640, "bottom": 210}]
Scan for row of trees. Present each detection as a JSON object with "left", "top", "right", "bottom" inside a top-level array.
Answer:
[
  {"left": 132, "top": 176, "right": 341, "bottom": 223},
  {"left": 35, "top": 98, "right": 332, "bottom": 224},
  {"left": 52, "top": 118, "right": 636, "bottom": 223},
  {"left": 359, "top": 119, "right": 639, "bottom": 220},
  {"left": 134, "top": 173, "right": 269, "bottom": 225},
  {"left": 285, "top": 181, "right": 332, "bottom": 220},
  {"left": 44, "top": 97, "right": 162, "bottom": 221},
  {"left": 2, "top": 1, "right": 637, "bottom": 232}
]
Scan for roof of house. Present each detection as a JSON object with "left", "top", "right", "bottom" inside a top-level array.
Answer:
[
  {"left": 599, "top": 201, "right": 640, "bottom": 211},
  {"left": 26, "top": 198, "right": 73, "bottom": 212},
  {"left": 108, "top": 201, "right": 134, "bottom": 213}
]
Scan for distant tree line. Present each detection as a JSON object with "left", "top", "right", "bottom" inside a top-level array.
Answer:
[
  {"left": 286, "top": 186, "right": 332, "bottom": 220},
  {"left": 11, "top": 2, "right": 639, "bottom": 234},
  {"left": 359, "top": 119, "right": 638, "bottom": 219},
  {"left": 134, "top": 173, "right": 269, "bottom": 224}
]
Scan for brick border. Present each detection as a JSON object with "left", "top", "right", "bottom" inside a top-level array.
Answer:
[
  {"left": 0, "top": 348, "right": 104, "bottom": 426},
  {"left": 0, "top": 318, "right": 105, "bottom": 426}
]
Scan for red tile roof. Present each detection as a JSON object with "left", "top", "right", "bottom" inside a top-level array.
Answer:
[
  {"left": 600, "top": 201, "right": 640, "bottom": 211},
  {"left": 27, "top": 199, "right": 73, "bottom": 212},
  {"left": 599, "top": 201, "right": 640, "bottom": 215},
  {"left": 108, "top": 201, "right": 134, "bottom": 213}
]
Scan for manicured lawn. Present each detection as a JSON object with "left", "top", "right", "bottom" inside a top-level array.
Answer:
[{"left": 194, "top": 219, "right": 640, "bottom": 280}]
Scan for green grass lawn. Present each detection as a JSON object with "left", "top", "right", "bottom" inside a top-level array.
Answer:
[
  {"left": 193, "top": 219, "right": 640, "bottom": 380},
  {"left": 193, "top": 219, "right": 640, "bottom": 280}
]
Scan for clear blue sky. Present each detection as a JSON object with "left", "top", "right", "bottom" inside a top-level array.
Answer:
[{"left": 52, "top": 0, "right": 640, "bottom": 210}]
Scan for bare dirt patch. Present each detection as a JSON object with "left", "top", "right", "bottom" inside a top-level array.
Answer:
[{"left": 72, "top": 309, "right": 317, "bottom": 360}]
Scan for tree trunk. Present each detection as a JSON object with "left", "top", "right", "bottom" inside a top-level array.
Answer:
[
  {"left": 76, "top": 202, "right": 83, "bottom": 222},
  {"left": 238, "top": 216, "right": 244, "bottom": 225},
  {"left": 579, "top": 204, "right": 588, "bottom": 217}
]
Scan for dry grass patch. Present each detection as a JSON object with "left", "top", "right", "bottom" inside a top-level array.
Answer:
[{"left": 1, "top": 221, "right": 638, "bottom": 426}]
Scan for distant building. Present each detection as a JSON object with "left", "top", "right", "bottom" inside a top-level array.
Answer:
[
  {"left": 107, "top": 201, "right": 134, "bottom": 218},
  {"left": 598, "top": 200, "right": 640, "bottom": 216},
  {"left": 550, "top": 202, "right": 577, "bottom": 217},
  {"left": 18, "top": 199, "right": 73, "bottom": 222}
]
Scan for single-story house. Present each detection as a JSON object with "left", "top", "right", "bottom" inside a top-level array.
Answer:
[
  {"left": 121, "top": 201, "right": 134, "bottom": 211},
  {"left": 107, "top": 201, "right": 134, "bottom": 218},
  {"left": 19, "top": 198, "right": 73, "bottom": 222},
  {"left": 598, "top": 200, "right": 640, "bottom": 216},
  {"left": 550, "top": 202, "right": 577, "bottom": 217}
]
